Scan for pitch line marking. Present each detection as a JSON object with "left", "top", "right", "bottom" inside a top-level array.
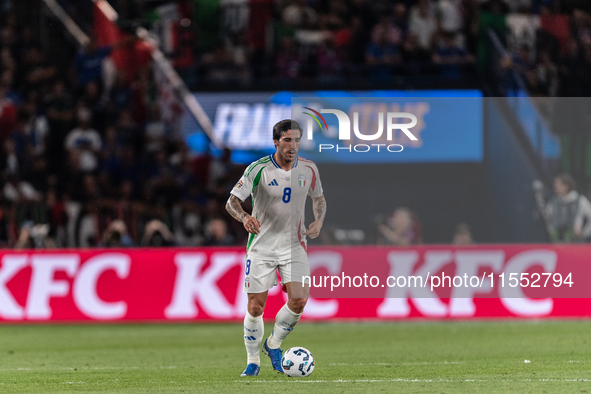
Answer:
[
  {"left": 328, "top": 362, "right": 463, "bottom": 366},
  {"left": 233, "top": 378, "right": 591, "bottom": 384}
]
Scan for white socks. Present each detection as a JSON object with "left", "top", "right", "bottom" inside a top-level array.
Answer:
[
  {"left": 244, "top": 311, "right": 264, "bottom": 365},
  {"left": 267, "top": 303, "right": 302, "bottom": 349}
]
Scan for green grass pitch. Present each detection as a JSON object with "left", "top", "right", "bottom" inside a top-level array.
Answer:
[{"left": 1, "top": 321, "right": 591, "bottom": 393}]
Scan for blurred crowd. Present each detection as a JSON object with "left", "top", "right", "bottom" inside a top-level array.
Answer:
[
  {"left": 192, "top": 0, "right": 481, "bottom": 85},
  {"left": 185, "top": 0, "right": 591, "bottom": 88},
  {"left": 489, "top": 0, "right": 591, "bottom": 96},
  {"left": 376, "top": 207, "right": 474, "bottom": 246},
  {"left": 0, "top": 5, "right": 253, "bottom": 249}
]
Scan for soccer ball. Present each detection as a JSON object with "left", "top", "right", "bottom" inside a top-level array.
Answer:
[{"left": 281, "top": 347, "right": 315, "bottom": 377}]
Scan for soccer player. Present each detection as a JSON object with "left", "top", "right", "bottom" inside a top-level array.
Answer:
[{"left": 226, "top": 119, "right": 326, "bottom": 377}]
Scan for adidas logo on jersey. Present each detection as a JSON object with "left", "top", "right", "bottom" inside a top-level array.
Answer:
[{"left": 268, "top": 179, "right": 279, "bottom": 186}]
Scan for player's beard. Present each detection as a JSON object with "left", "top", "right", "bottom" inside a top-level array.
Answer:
[{"left": 282, "top": 148, "right": 297, "bottom": 162}]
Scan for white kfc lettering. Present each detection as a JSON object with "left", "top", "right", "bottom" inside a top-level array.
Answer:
[
  {"left": 449, "top": 251, "right": 505, "bottom": 317},
  {"left": 377, "top": 251, "right": 450, "bottom": 317},
  {"left": 0, "top": 255, "right": 28, "bottom": 319},
  {"left": 500, "top": 250, "right": 556, "bottom": 316},
  {"left": 165, "top": 252, "right": 245, "bottom": 319},
  {"left": 26, "top": 255, "right": 79, "bottom": 319},
  {"left": 73, "top": 254, "right": 130, "bottom": 319}
]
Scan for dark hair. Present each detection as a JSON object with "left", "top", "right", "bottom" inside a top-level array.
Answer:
[
  {"left": 273, "top": 119, "right": 303, "bottom": 140},
  {"left": 556, "top": 173, "right": 576, "bottom": 192}
]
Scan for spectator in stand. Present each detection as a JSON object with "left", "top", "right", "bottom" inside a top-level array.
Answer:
[
  {"left": 44, "top": 80, "right": 74, "bottom": 172},
  {"left": 73, "top": 35, "right": 135, "bottom": 87},
  {"left": 282, "top": 0, "right": 318, "bottom": 29},
  {"left": 149, "top": 148, "right": 175, "bottom": 179},
  {"left": 141, "top": 219, "right": 175, "bottom": 247},
  {"left": 144, "top": 104, "right": 169, "bottom": 154},
  {"left": 114, "top": 109, "right": 140, "bottom": 149},
  {"left": 3, "top": 173, "right": 41, "bottom": 203},
  {"left": 560, "top": 38, "right": 590, "bottom": 96},
  {"left": 207, "top": 147, "right": 233, "bottom": 191},
  {"left": 572, "top": 8, "right": 591, "bottom": 46},
  {"left": 461, "top": 0, "right": 480, "bottom": 54},
  {"left": 23, "top": 155, "right": 49, "bottom": 195},
  {"left": 2, "top": 70, "right": 21, "bottom": 104},
  {"left": 377, "top": 207, "right": 421, "bottom": 246},
  {"left": 204, "top": 217, "right": 235, "bottom": 246},
  {"left": 110, "top": 72, "right": 133, "bottom": 110},
  {"left": 274, "top": 36, "right": 301, "bottom": 81},
  {"left": 401, "top": 33, "right": 432, "bottom": 71},
  {"left": 18, "top": 26, "right": 38, "bottom": 58},
  {"left": 499, "top": 44, "right": 533, "bottom": 93},
  {"left": 320, "top": 0, "right": 351, "bottom": 31},
  {"left": 174, "top": 203, "right": 204, "bottom": 247},
  {"left": 536, "top": 50, "right": 559, "bottom": 96},
  {"left": 366, "top": 25, "right": 401, "bottom": 80},
  {"left": 0, "top": 138, "right": 19, "bottom": 174},
  {"left": 0, "top": 47, "right": 16, "bottom": 79},
  {"left": 436, "top": 0, "right": 463, "bottom": 39},
  {"left": 452, "top": 223, "right": 474, "bottom": 245},
  {"left": 0, "top": 82, "right": 17, "bottom": 141},
  {"left": 21, "top": 47, "right": 57, "bottom": 94},
  {"left": 46, "top": 188, "right": 67, "bottom": 246},
  {"left": 545, "top": 173, "right": 591, "bottom": 242},
  {"left": 80, "top": 80, "right": 107, "bottom": 131},
  {"left": 392, "top": 3, "right": 409, "bottom": 44},
  {"left": 433, "top": 31, "right": 473, "bottom": 78},
  {"left": 15, "top": 222, "right": 55, "bottom": 249},
  {"left": 409, "top": 0, "right": 437, "bottom": 51},
  {"left": 201, "top": 41, "right": 238, "bottom": 83},
  {"left": 316, "top": 33, "right": 345, "bottom": 83},
  {"left": 64, "top": 107, "right": 102, "bottom": 172},
  {"left": 227, "top": 32, "right": 253, "bottom": 84},
  {"left": 101, "top": 219, "right": 134, "bottom": 247},
  {"left": 116, "top": 146, "right": 142, "bottom": 187},
  {"left": 11, "top": 113, "right": 33, "bottom": 160},
  {"left": 524, "top": 67, "right": 545, "bottom": 96},
  {"left": 370, "top": 7, "right": 406, "bottom": 49},
  {"left": 511, "top": 45, "right": 534, "bottom": 81},
  {"left": 21, "top": 93, "right": 49, "bottom": 156}
]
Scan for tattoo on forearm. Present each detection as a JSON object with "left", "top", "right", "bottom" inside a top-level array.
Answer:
[
  {"left": 313, "top": 197, "right": 326, "bottom": 223},
  {"left": 226, "top": 195, "right": 247, "bottom": 222}
]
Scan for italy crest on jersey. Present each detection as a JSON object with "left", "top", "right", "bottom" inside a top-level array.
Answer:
[{"left": 298, "top": 174, "right": 306, "bottom": 188}]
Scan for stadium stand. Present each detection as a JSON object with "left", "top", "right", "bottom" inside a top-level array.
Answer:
[{"left": 0, "top": 0, "right": 589, "bottom": 247}]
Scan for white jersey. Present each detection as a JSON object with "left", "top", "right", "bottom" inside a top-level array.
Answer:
[{"left": 231, "top": 155, "right": 323, "bottom": 261}]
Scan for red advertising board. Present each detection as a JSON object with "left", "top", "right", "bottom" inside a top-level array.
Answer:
[{"left": 0, "top": 245, "right": 590, "bottom": 322}]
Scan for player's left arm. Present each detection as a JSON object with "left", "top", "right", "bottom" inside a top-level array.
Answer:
[
  {"left": 304, "top": 161, "right": 325, "bottom": 239},
  {"left": 305, "top": 195, "right": 326, "bottom": 239}
]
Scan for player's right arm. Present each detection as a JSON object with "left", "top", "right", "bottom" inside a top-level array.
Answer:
[
  {"left": 226, "top": 162, "right": 265, "bottom": 234},
  {"left": 226, "top": 195, "right": 260, "bottom": 234}
]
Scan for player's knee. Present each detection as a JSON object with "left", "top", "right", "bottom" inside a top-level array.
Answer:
[
  {"left": 289, "top": 298, "right": 307, "bottom": 314},
  {"left": 247, "top": 299, "right": 265, "bottom": 317}
]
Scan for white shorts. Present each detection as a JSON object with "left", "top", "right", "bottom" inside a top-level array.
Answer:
[{"left": 243, "top": 255, "right": 310, "bottom": 294}]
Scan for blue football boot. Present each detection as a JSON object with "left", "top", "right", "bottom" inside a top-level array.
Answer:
[
  {"left": 240, "top": 363, "right": 260, "bottom": 377},
  {"left": 262, "top": 338, "right": 283, "bottom": 373}
]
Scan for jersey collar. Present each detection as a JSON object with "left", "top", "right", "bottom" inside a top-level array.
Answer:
[
  {"left": 269, "top": 154, "right": 280, "bottom": 168},
  {"left": 270, "top": 155, "right": 298, "bottom": 169}
]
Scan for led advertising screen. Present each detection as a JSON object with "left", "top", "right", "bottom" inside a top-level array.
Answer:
[{"left": 185, "top": 90, "right": 483, "bottom": 164}]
